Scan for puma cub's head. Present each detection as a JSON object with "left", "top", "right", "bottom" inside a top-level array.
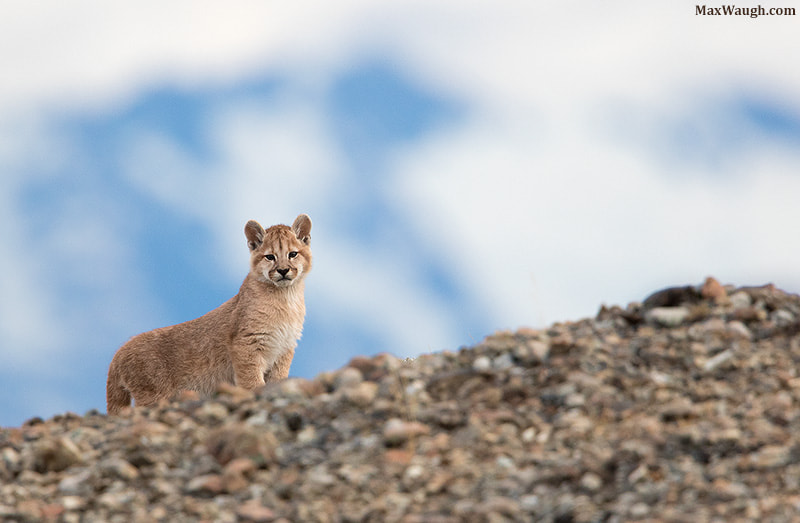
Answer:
[{"left": 245, "top": 214, "right": 312, "bottom": 287}]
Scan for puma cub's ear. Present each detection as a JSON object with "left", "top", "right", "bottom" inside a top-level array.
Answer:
[
  {"left": 292, "top": 214, "right": 312, "bottom": 245},
  {"left": 245, "top": 220, "right": 265, "bottom": 251}
]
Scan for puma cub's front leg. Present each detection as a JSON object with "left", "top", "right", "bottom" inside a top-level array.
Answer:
[
  {"left": 265, "top": 347, "right": 295, "bottom": 383},
  {"left": 231, "top": 343, "right": 268, "bottom": 390}
]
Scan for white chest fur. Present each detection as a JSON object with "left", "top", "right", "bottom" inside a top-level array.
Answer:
[{"left": 254, "top": 322, "right": 302, "bottom": 367}]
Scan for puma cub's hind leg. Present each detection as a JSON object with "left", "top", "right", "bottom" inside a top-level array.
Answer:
[{"left": 106, "top": 363, "right": 132, "bottom": 415}]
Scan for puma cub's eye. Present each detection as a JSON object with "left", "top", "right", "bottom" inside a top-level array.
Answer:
[
  {"left": 288, "top": 251, "right": 298, "bottom": 259},
  {"left": 265, "top": 254, "right": 276, "bottom": 261}
]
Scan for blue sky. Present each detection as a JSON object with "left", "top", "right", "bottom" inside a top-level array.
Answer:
[{"left": 1, "top": 2, "right": 799, "bottom": 426}]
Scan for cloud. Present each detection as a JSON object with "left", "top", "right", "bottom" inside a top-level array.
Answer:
[
  {"left": 0, "top": 210, "right": 65, "bottom": 369},
  {"left": 1, "top": 2, "right": 297, "bottom": 113},
  {"left": 117, "top": 88, "right": 345, "bottom": 281},
  {"left": 390, "top": 105, "right": 800, "bottom": 328},
  {"left": 0, "top": 168, "right": 159, "bottom": 379},
  {"left": 311, "top": 236, "right": 460, "bottom": 355},
  {"left": 2, "top": 1, "right": 800, "bottom": 427},
  {"left": 3, "top": 1, "right": 800, "bottom": 116},
  {"left": 116, "top": 84, "right": 472, "bottom": 358}
]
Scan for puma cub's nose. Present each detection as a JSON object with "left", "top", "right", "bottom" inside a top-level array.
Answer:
[{"left": 277, "top": 268, "right": 290, "bottom": 277}]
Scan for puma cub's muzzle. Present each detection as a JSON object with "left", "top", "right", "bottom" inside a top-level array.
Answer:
[{"left": 270, "top": 264, "right": 301, "bottom": 286}]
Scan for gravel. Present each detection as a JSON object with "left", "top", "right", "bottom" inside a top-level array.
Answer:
[{"left": 2, "top": 278, "right": 800, "bottom": 522}]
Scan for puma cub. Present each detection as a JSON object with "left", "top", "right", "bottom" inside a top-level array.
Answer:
[{"left": 106, "top": 214, "right": 312, "bottom": 415}]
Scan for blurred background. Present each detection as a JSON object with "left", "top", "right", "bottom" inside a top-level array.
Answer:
[{"left": 1, "top": 1, "right": 799, "bottom": 426}]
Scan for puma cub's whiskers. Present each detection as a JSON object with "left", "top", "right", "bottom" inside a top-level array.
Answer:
[{"left": 106, "top": 214, "right": 312, "bottom": 415}]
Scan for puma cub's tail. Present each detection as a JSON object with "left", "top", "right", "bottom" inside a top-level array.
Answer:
[{"left": 106, "top": 361, "right": 131, "bottom": 415}]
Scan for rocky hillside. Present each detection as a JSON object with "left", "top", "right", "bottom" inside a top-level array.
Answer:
[{"left": 1, "top": 278, "right": 799, "bottom": 522}]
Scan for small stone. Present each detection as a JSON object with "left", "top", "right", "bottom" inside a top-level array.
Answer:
[
  {"left": 701, "top": 276, "right": 728, "bottom": 303},
  {"left": 425, "top": 404, "right": 466, "bottom": 429},
  {"left": 627, "top": 464, "right": 648, "bottom": 484},
  {"left": 236, "top": 499, "right": 275, "bottom": 522},
  {"left": 772, "top": 309, "right": 796, "bottom": 326},
  {"left": 308, "top": 465, "right": 336, "bottom": 487},
  {"left": 58, "top": 469, "right": 92, "bottom": 495},
  {"left": 659, "top": 397, "right": 695, "bottom": 421},
  {"left": 712, "top": 478, "right": 751, "bottom": 500},
  {"left": 513, "top": 343, "right": 538, "bottom": 365},
  {"left": 688, "top": 317, "right": 728, "bottom": 340},
  {"left": 528, "top": 340, "right": 550, "bottom": 361},
  {"left": 284, "top": 411, "right": 303, "bottom": 432},
  {"left": 334, "top": 367, "right": 364, "bottom": 389},
  {"left": 402, "top": 464, "right": 426, "bottom": 489},
  {"left": 222, "top": 457, "right": 257, "bottom": 493},
  {"left": 643, "top": 286, "right": 700, "bottom": 309},
  {"left": 649, "top": 371, "right": 675, "bottom": 386},
  {"left": 495, "top": 455, "right": 515, "bottom": 469},
  {"left": 516, "top": 327, "right": 540, "bottom": 337},
  {"left": 225, "top": 457, "right": 256, "bottom": 476},
  {"left": 245, "top": 411, "right": 269, "bottom": 427},
  {"left": 750, "top": 445, "right": 790, "bottom": 469},
  {"left": 580, "top": 472, "right": 603, "bottom": 492},
  {"left": 222, "top": 471, "right": 249, "bottom": 493},
  {"left": 197, "top": 401, "right": 228, "bottom": 423},
  {"left": 520, "top": 495, "right": 539, "bottom": 511},
  {"left": 186, "top": 474, "right": 224, "bottom": 496},
  {"left": 347, "top": 355, "right": 390, "bottom": 381},
  {"left": 60, "top": 496, "right": 85, "bottom": 511},
  {"left": 404, "top": 379, "right": 426, "bottom": 398},
  {"left": 703, "top": 349, "right": 735, "bottom": 372},
  {"left": 215, "top": 382, "right": 254, "bottom": 402},
  {"left": 726, "top": 320, "right": 751, "bottom": 339},
  {"left": 472, "top": 356, "right": 491, "bottom": 371},
  {"left": 549, "top": 333, "right": 575, "bottom": 355},
  {"left": 296, "top": 426, "right": 317, "bottom": 445},
  {"left": 30, "top": 437, "right": 83, "bottom": 473},
  {"left": 493, "top": 352, "right": 515, "bottom": 370},
  {"left": 728, "top": 291, "right": 752, "bottom": 309},
  {"left": 295, "top": 378, "right": 326, "bottom": 397},
  {"left": 733, "top": 306, "right": 767, "bottom": 323},
  {"left": 645, "top": 307, "right": 690, "bottom": 328},
  {"left": 373, "top": 352, "right": 402, "bottom": 372},
  {"left": 97, "top": 490, "right": 136, "bottom": 509},
  {"left": 629, "top": 502, "right": 650, "bottom": 517},
  {"left": 484, "top": 331, "right": 518, "bottom": 351},
  {"left": 564, "top": 393, "right": 586, "bottom": 408},
  {"left": 480, "top": 496, "right": 521, "bottom": 518},
  {"left": 424, "top": 471, "right": 451, "bottom": 494},
  {"left": 384, "top": 449, "right": 413, "bottom": 465},
  {"left": 16, "top": 500, "right": 43, "bottom": 520},
  {"left": 521, "top": 427, "right": 537, "bottom": 443},
  {"left": 343, "top": 381, "right": 379, "bottom": 407},
  {"left": 100, "top": 457, "right": 139, "bottom": 480},
  {"left": 278, "top": 378, "right": 312, "bottom": 398},
  {"left": 1, "top": 447, "right": 20, "bottom": 471},
  {"left": 41, "top": 503, "right": 65, "bottom": 519},
  {"left": 383, "top": 418, "right": 430, "bottom": 446},
  {"left": 152, "top": 479, "right": 179, "bottom": 497},
  {"left": 207, "top": 424, "right": 279, "bottom": 466}
]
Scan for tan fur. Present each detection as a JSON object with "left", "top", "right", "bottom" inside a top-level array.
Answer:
[{"left": 106, "top": 214, "right": 313, "bottom": 415}]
